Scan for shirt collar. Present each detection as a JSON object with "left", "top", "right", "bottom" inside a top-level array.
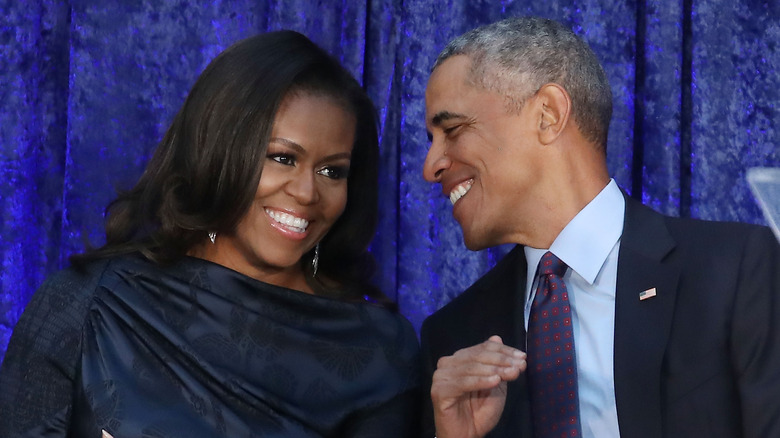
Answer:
[{"left": 524, "top": 179, "right": 625, "bottom": 284}]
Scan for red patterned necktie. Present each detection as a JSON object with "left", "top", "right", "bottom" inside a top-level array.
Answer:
[{"left": 527, "top": 251, "right": 582, "bottom": 438}]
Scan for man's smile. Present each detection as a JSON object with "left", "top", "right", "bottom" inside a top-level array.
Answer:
[{"left": 449, "top": 179, "right": 473, "bottom": 205}]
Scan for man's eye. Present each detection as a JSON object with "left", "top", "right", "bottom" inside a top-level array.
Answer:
[
  {"left": 269, "top": 154, "right": 295, "bottom": 166},
  {"left": 443, "top": 125, "right": 461, "bottom": 135},
  {"left": 317, "top": 166, "right": 349, "bottom": 180}
]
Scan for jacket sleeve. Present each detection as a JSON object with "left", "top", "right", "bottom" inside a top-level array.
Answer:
[
  {"left": 418, "top": 319, "right": 439, "bottom": 438},
  {"left": 0, "top": 262, "right": 105, "bottom": 437},
  {"left": 731, "top": 226, "right": 780, "bottom": 437}
]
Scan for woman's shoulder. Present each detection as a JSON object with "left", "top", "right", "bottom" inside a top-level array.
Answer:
[
  {"left": 0, "top": 257, "right": 117, "bottom": 434},
  {"left": 42, "top": 257, "right": 114, "bottom": 299},
  {"left": 2, "top": 256, "right": 137, "bottom": 379},
  {"left": 17, "top": 258, "right": 114, "bottom": 335},
  {"left": 11, "top": 254, "right": 146, "bottom": 351}
]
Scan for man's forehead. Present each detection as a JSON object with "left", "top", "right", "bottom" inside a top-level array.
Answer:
[
  {"left": 425, "top": 56, "right": 474, "bottom": 117},
  {"left": 428, "top": 55, "right": 472, "bottom": 89}
]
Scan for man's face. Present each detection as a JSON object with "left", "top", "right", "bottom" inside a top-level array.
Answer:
[{"left": 423, "top": 55, "right": 546, "bottom": 250}]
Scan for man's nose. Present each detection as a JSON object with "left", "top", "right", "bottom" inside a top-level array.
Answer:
[{"left": 422, "top": 138, "right": 451, "bottom": 183}]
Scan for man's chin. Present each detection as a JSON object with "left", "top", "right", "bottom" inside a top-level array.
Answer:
[
  {"left": 461, "top": 232, "right": 492, "bottom": 252},
  {"left": 460, "top": 223, "right": 513, "bottom": 251}
]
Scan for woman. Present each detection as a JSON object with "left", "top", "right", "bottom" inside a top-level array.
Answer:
[{"left": 0, "top": 31, "right": 420, "bottom": 437}]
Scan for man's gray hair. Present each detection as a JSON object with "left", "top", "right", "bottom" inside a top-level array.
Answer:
[{"left": 434, "top": 17, "right": 613, "bottom": 149}]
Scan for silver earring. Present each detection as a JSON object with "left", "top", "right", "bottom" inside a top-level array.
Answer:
[
  {"left": 312, "top": 243, "right": 320, "bottom": 277},
  {"left": 208, "top": 231, "right": 217, "bottom": 244}
]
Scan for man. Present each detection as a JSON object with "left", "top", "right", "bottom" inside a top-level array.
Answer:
[{"left": 420, "top": 16, "right": 780, "bottom": 438}]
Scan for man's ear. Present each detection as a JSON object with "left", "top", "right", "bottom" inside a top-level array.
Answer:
[{"left": 535, "top": 83, "right": 571, "bottom": 145}]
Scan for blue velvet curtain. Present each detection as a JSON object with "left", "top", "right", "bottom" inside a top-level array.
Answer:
[{"left": 2, "top": 0, "right": 778, "bottom": 362}]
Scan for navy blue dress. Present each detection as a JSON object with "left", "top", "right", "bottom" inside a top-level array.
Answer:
[{"left": 0, "top": 254, "right": 420, "bottom": 437}]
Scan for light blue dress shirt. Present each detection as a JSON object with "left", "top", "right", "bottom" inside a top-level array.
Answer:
[{"left": 523, "top": 179, "right": 624, "bottom": 438}]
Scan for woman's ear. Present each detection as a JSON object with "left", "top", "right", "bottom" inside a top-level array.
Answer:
[{"left": 535, "top": 83, "right": 572, "bottom": 145}]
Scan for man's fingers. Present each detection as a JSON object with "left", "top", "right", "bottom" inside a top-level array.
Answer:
[
  {"left": 469, "top": 347, "right": 525, "bottom": 364},
  {"left": 480, "top": 335, "right": 526, "bottom": 358},
  {"left": 431, "top": 371, "right": 505, "bottom": 408},
  {"left": 441, "top": 337, "right": 526, "bottom": 367},
  {"left": 431, "top": 338, "right": 527, "bottom": 405},
  {"left": 437, "top": 353, "right": 524, "bottom": 378},
  {"left": 434, "top": 372, "right": 503, "bottom": 394}
]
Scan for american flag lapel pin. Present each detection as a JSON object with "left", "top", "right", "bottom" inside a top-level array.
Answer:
[{"left": 639, "top": 287, "right": 657, "bottom": 301}]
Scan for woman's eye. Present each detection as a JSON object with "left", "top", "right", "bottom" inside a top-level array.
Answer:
[
  {"left": 317, "top": 166, "right": 349, "bottom": 180},
  {"left": 269, "top": 154, "right": 295, "bottom": 166}
]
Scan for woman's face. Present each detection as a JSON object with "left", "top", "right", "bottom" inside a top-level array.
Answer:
[{"left": 207, "top": 92, "right": 355, "bottom": 291}]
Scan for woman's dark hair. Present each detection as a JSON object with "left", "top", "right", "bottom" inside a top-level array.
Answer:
[{"left": 72, "top": 30, "right": 383, "bottom": 303}]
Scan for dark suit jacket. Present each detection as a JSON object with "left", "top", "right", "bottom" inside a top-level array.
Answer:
[{"left": 420, "top": 196, "right": 780, "bottom": 438}]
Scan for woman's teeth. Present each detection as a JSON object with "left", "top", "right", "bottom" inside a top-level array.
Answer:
[
  {"left": 265, "top": 209, "right": 309, "bottom": 233},
  {"left": 449, "top": 180, "right": 473, "bottom": 205}
]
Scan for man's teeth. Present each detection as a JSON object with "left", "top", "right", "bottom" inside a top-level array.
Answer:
[
  {"left": 449, "top": 181, "right": 473, "bottom": 205},
  {"left": 265, "top": 209, "right": 309, "bottom": 232}
]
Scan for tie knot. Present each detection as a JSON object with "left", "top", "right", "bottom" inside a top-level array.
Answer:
[{"left": 538, "top": 251, "right": 567, "bottom": 277}]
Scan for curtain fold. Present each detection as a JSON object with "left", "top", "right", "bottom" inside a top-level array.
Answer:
[
  {"left": 1, "top": 0, "right": 778, "bottom": 360},
  {"left": 1, "top": 0, "right": 72, "bottom": 353}
]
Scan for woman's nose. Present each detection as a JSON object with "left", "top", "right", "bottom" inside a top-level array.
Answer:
[{"left": 286, "top": 170, "right": 320, "bottom": 205}]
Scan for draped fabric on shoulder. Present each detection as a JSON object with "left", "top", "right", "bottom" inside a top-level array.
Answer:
[{"left": 0, "top": 255, "right": 420, "bottom": 438}]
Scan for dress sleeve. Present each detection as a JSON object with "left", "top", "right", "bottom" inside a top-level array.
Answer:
[
  {"left": 0, "top": 262, "right": 105, "bottom": 437},
  {"left": 340, "top": 388, "right": 420, "bottom": 438},
  {"left": 340, "top": 310, "right": 422, "bottom": 438}
]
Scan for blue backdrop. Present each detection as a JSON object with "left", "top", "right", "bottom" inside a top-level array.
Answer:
[{"left": 1, "top": 0, "right": 778, "bottom": 362}]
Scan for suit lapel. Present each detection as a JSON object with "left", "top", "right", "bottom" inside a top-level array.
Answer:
[
  {"left": 613, "top": 197, "right": 680, "bottom": 438},
  {"left": 476, "top": 245, "right": 534, "bottom": 438},
  {"left": 506, "top": 246, "right": 534, "bottom": 438},
  {"left": 469, "top": 245, "right": 528, "bottom": 346}
]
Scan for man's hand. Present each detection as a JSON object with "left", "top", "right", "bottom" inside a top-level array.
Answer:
[{"left": 431, "top": 335, "right": 527, "bottom": 438}]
